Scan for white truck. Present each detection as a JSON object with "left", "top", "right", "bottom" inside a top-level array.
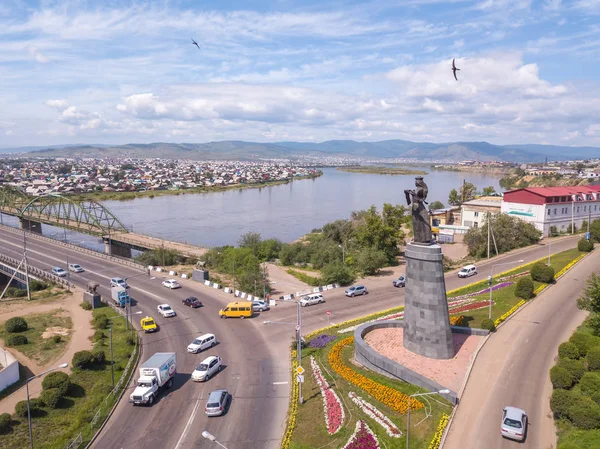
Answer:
[
  {"left": 110, "top": 285, "right": 130, "bottom": 308},
  {"left": 129, "top": 352, "right": 176, "bottom": 406}
]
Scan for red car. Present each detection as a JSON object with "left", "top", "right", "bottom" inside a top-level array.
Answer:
[{"left": 182, "top": 296, "right": 203, "bottom": 308}]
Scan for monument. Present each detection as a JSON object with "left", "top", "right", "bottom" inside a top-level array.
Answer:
[{"left": 403, "top": 177, "right": 455, "bottom": 359}]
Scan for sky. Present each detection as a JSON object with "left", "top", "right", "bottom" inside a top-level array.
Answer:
[{"left": 0, "top": 0, "right": 599, "bottom": 149}]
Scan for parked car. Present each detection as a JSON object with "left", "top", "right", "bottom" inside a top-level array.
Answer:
[
  {"left": 52, "top": 267, "right": 67, "bottom": 277},
  {"left": 183, "top": 296, "right": 203, "bottom": 308},
  {"left": 500, "top": 406, "right": 527, "bottom": 441},
  {"left": 299, "top": 293, "right": 325, "bottom": 307},
  {"left": 68, "top": 263, "right": 84, "bottom": 273},
  {"left": 162, "top": 279, "right": 181, "bottom": 289},
  {"left": 192, "top": 355, "right": 223, "bottom": 382},
  {"left": 110, "top": 277, "right": 128, "bottom": 288},
  {"left": 345, "top": 285, "right": 368, "bottom": 297},
  {"left": 205, "top": 388, "right": 230, "bottom": 417},
  {"left": 140, "top": 316, "right": 158, "bottom": 333},
  {"left": 187, "top": 333, "right": 217, "bottom": 353},
  {"left": 458, "top": 265, "right": 478, "bottom": 278},
  {"left": 393, "top": 275, "right": 406, "bottom": 288},
  {"left": 252, "top": 300, "right": 270, "bottom": 312},
  {"left": 157, "top": 304, "right": 176, "bottom": 318}
]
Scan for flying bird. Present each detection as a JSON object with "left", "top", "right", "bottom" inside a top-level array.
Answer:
[
  {"left": 452, "top": 58, "right": 460, "bottom": 81},
  {"left": 191, "top": 38, "right": 200, "bottom": 50}
]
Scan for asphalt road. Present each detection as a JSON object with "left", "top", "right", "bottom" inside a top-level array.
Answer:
[{"left": 443, "top": 243, "right": 597, "bottom": 449}]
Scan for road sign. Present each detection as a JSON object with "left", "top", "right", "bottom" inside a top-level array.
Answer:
[
  {"left": 326, "top": 310, "right": 330, "bottom": 316},
  {"left": 296, "top": 374, "right": 304, "bottom": 383},
  {"left": 296, "top": 366, "right": 305, "bottom": 375},
  {"left": 295, "top": 324, "right": 300, "bottom": 332}
]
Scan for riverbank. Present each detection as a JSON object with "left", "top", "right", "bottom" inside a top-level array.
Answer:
[
  {"left": 336, "top": 166, "right": 427, "bottom": 175},
  {"left": 78, "top": 172, "right": 323, "bottom": 202},
  {"left": 429, "top": 164, "right": 512, "bottom": 175}
]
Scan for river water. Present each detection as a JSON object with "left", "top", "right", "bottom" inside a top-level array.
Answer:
[{"left": 1, "top": 167, "right": 502, "bottom": 249}]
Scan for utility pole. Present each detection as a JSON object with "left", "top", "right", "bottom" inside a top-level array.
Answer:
[{"left": 487, "top": 212, "right": 491, "bottom": 260}]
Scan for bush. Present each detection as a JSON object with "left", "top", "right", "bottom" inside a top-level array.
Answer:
[
  {"left": 579, "top": 238, "right": 594, "bottom": 252},
  {"left": 5, "top": 316, "right": 28, "bottom": 333},
  {"left": 42, "top": 371, "right": 70, "bottom": 396},
  {"left": 449, "top": 315, "right": 465, "bottom": 326},
  {"left": 14, "top": 401, "right": 30, "bottom": 418},
  {"left": 92, "top": 349, "right": 106, "bottom": 365},
  {"left": 551, "top": 366, "right": 575, "bottom": 389},
  {"left": 580, "top": 372, "right": 600, "bottom": 396},
  {"left": 531, "top": 262, "right": 555, "bottom": 283},
  {"left": 588, "top": 347, "right": 600, "bottom": 371},
  {"left": 559, "top": 342, "right": 580, "bottom": 360},
  {"left": 93, "top": 330, "right": 106, "bottom": 342},
  {"left": 5, "top": 287, "right": 27, "bottom": 298},
  {"left": 29, "top": 280, "right": 48, "bottom": 291},
  {"left": 515, "top": 277, "right": 534, "bottom": 299},
  {"left": 6, "top": 335, "right": 28, "bottom": 346},
  {"left": 558, "top": 358, "right": 586, "bottom": 382},
  {"left": 567, "top": 399, "right": 600, "bottom": 429},
  {"left": 52, "top": 335, "right": 62, "bottom": 344},
  {"left": 72, "top": 350, "right": 95, "bottom": 369},
  {"left": 125, "top": 335, "right": 135, "bottom": 346},
  {"left": 93, "top": 315, "right": 109, "bottom": 330},
  {"left": 551, "top": 388, "right": 581, "bottom": 418},
  {"left": 0, "top": 413, "right": 11, "bottom": 433},
  {"left": 550, "top": 226, "right": 559, "bottom": 237},
  {"left": 570, "top": 333, "right": 600, "bottom": 357},
  {"left": 480, "top": 319, "right": 496, "bottom": 332},
  {"left": 40, "top": 388, "right": 62, "bottom": 409},
  {"left": 80, "top": 301, "right": 92, "bottom": 311}
]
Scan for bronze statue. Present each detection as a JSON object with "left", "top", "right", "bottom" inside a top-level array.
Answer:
[{"left": 404, "top": 176, "right": 433, "bottom": 244}]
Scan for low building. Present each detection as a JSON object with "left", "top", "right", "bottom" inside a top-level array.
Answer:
[
  {"left": 461, "top": 196, "right": 503, "bottom": 229},
  {"left": 501, "top": 186, "right": 600, "bottom": 236},
  {"left": 430, "top": 207, "right": 461, "bottom": 227}
]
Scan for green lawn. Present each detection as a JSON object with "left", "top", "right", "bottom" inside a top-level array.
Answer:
[
  {"left": 0, "top": 309, "right": 72, "bottom": 366},
  {"left": 0, "top": 305, "right": 139, "bottom": 449}
]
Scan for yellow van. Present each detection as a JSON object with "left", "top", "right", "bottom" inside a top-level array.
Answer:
[{"left": 219, "top": 301, "right": 253, "bottom": 319}]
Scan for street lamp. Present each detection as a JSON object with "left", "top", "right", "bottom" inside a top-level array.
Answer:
[
  {"left": 263, "top": 299, "right": 304, "bottom": 404},
  {"left": 201, "top": 430, "right": 229, "bottom": 449},
  {"left": 488, "top": 259, "right": 524, "bottom": 319},
  {"left": 406, "top": 389, "right": 450, "bottom": 449},
  {"left": 107, "top": 310, "right": 142, "bottom": 386},
  {"left": 547, "top": 240, "right": 552, "bottom": 267},
  {"left": 27, "top": 362, "right": 69, "bottom": 448}
]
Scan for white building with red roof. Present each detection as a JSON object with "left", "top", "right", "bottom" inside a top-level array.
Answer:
[{"left": 501, "top": 186, "right": 600, "bottom": 237}]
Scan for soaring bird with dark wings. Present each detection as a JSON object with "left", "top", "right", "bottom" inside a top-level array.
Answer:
[
  {"left": 452, "top": 58, "right": 460, "bottom": 81},
  {"left": 191, "top": 38, "right": 200, "bottom": 49}
]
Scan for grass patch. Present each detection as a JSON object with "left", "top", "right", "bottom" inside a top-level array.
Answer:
[
  {"left": 291, "top": 334, "right": 452, "bottom": 449},
  {"left": 0, "top": 309, "right": 72, "bottom": 366},
  {"left": 286, "top": 268, "right": 322, "bottom": 287},
  {"left": 0, "top": 305, "right": 139, "bottom": 449}
]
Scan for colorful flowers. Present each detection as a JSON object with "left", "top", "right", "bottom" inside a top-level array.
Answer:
[
  {"left": 348, "top": 391, "right": 402, "bottom": 438},
  {"left": 449, "top": 300, "right": 490, "bottom": 315},
  {"left": 555, "top": 253, "right": 586, "bottom": 278},
  {"left": 329, "top": 337, "right": 423, "bottom": 414},
  {"left": 496, "top": 271, "right": 530, "bottom": 282},
  {"left": 310, "top": 356, "right": 345, "bottom": 434},
  {"left": 342, "top": 420, "right": 380, "bottom": 449},
  {"left": 449, "top": 315, "right": 465, "bottom": 326},
  {"left": 428, "top": 414, "right": 450, "bottom": 449},
  {"left": 281, "top": 349, "right": 299, "bottom": 449},
  {"left": 494, "top": 300, "right": 526, "bottom": 327},
  {"left": 447, "top": 281, "right": 514, "bottom": 301},
  {"left": 308, "top": 334, "right": 337, "bottom": 348}
]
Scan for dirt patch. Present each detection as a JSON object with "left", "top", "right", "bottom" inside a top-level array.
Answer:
[{"left": 41, "top": 326, "right": 71, "bottom": 339}]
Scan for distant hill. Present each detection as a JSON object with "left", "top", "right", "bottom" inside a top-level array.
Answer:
[{"left": 3, "top": 140, "right": 598, "bottom": 162}]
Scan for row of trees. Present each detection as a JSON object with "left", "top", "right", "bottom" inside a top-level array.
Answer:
[{"left": 427, "top": 183, "right": 499, "bottom": 210}]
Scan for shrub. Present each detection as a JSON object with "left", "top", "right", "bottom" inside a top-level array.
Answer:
[
  {"left": 558, "top": 358, "right": 586, "bottom": 382},
  {"left": 92, "top": 349, "right": 106, "bottom": 365},
  {"left": 93, "top": 330, "right": 106, "bottom": 342},
  {"left": 531, "top": 262, "right": 555, "bottom": 283},
  {"left": 52, "top": 335, "right": 62, "bottom": 344},
  {"left": 551, "top": 388, "right": 581, "bottom": 418},
  {"left": 72, "top": 350, "right": 95, "bottom": 369},
  {"left": 515, "top": 277, "right": 534, "bottom": 299},
  {"left": 93, "top": 315, "right": 109, "bottom": 330},
  {"left": 567, "top": 399, "right": 600, "bottom": 429},
  {"left": 480, "top": 319, "right": 496, "bottom": 332},
  {"left": 5, "top": 316, "right": 28, "bottom": 333},
  {"left": 588, "top": 347, "right": 600, "bottom": 371},
  {"left": 550, "top": 226, "right": 559, "bottom": 237},
  {"left": 0, "top": 413, "right": 11, "bottom": 433},
  {"left": 551, "top": 366, "right": 575, "bottom": 389},
  {"left": 29, "top": 280, "right": 48, "bottom": 291},
  {"left": 42, "top": 371, "right": 70, "bottom": 396},
  {"left": 559, "top": 342, "right": 580, "bottom": 360},
  {"left": 579, "top": 238, "right": 594, "bottom": 252},
  {"left": 6, "top": 335, "right": 28, "bottom": 346},
  {"left": 571, "top": 333, "right": 600, "bottom": 357},
  {"left": 5, "top": 288, "right": 27, "bottom": 298},
  {"left": 125, "top": 335, "right": 135, "bottom": 346},
  {"left": 80, "top": 301, "right": 92, "bottom": 311},
  {"left": 449, "top": 315, "right": 465, "bottom": 326},
  {"left": 40, "top": 388, "right": 62, "bottom": 409},
  {"left": 580, "top": 372, "right": 600, "bottom": 396},
  {"left": 15, "top": 401, "right": 30, "bottom": 418}
]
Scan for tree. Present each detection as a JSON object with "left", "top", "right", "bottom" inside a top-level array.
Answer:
[
  {"left": 430, "top": 201, "right": 445, "bottom": 210},
  {"left": 356, "top": 247, "right": 388, "bottom": 276},
  {"left": 448, "top": 188, "right": 460, "bottom": 206},
  {"left": 460, "top": 182, "right": 477, "bottom": 203},
  {"left": 322, "top": 219, "right": 354, "bottom": 245},
  {"left": 238, "top": 232, "right": 262, "bottom": 255},
  {"left": 320, "top": 262, "right": 355, "bottom": 285},
  {"left": 481, "top": 186, "right": 497, "bottom": 196},
  {"left": 577, "top": 274, "right": 600, "bottom": 314},
  {"left": 353, "top": 205, "right": 403, "bottom": 263}
]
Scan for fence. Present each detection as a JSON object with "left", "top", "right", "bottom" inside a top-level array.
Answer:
[
  {"left": 0, "top": 252, "right": 70, "bottom": 287},
  {"left": 66, "top": 433, "right": 82, "bottom": 449}
]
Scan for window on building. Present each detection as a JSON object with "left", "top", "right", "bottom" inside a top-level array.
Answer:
[
  {"left": 474, "top": 211, "right": 479, "bottom": 217},
  {"left": 474, "top": 222, "right": 478, "bottom": 228},
  {"left": 577, "top": 207, "right": 580, "bottom": 213},
  {"left": 584, "top": 206, "right": 587, "bottom": 212},
  {"left": 554, "top": 208, "right": 557, "bottom": 214},
  {"left": 547, "top": 209, "right": 551, "bottom": 215}
]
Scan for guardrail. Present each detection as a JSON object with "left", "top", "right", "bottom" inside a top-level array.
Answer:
[
  {"left": 66, "top": 433, "right": 82, "bottom": 449},
  {"left": 0, "top": 252, "right": 70, "bottom": 288}
]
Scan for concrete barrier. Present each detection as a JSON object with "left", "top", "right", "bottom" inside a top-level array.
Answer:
[
  {"left": 224, "top": 287, "right": 232, "bottom": 294},
  {"left": 180, "top": 273, "right": 188, "bottom": 279},
  {"left": 212, "top": 283, "right": 220, "bottom": 289},
  {"left": 169, "top": 270, "right": 177, "bottom": 276},
  {"left": 0, "top": 348, "right": 19, "bottom": 392},
  {"left": 155, "top": 267, "right": 163, "bottom": 272},
  {"left": 204, "top": 280, "right": 211, "bottom": 286}
]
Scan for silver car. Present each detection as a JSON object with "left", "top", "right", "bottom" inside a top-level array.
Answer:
[
  {"left": 500, "top": 406, "right": 527, "bottom": 441},
  {"left": 345, "top": 285, "right": 368, "bottom": 297},
  {"left": 205, "top": 388, "right": 229, "bottom": 417}
]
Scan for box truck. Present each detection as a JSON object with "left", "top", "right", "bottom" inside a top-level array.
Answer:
[
  {"left": 129, "top": 352, "right": 176, "bottom": 405},
  {"left": 111, "top": 286, "right": 131, "bottom": 308}
]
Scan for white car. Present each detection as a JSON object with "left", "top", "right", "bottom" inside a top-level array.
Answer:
[
  {"left": 68, "top": 263, "right": 84, "bottom": 273},
  {"left": 51, "top": 267, "right": 67, "bottom": 277},
  {"left": 252, "top": 300, "right": 270, "bottom": 312},
  {"left": 187, "top": 333, "right": 217, "bottom": 353},
  {"left": 299, "top": 293, "right": 325, "bottom": 307},
  {"left": 501, "top": 406, "right": 527, "bottom": 441},
  {"left": 191, "top": 355, "right": 222, "bottom": 382},
  {"left": 458, "top": 264, "right": 478, "bottom": 278},
  {"left": 162, "top": 279, "right": 181, "bottom": 289},
  {"left": 157, "top": 304, "right": 176, "bottom": 318},
  {"left": 110, "top": 277, "right": 128, "bottom": 288}
]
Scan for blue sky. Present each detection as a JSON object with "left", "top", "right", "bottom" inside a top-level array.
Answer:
[{"left": 0, "top": 0, "right": 599, "bottom": 148}]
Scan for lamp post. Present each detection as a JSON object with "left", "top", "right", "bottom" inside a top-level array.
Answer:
[
  {"left": 488, "top": 259, "right": 524, "bottom": 319},
  {"left": 264, "top": 299, "right": 303, "bottom": 404},
  {"left": 547, "top": 240, "right": 552, "bottom": 267},
  {"left": 201, "top": 430, "right": 229, "bottom": 449},
  {"left": 27, "top": 362, "right": 69, "bottom": 448},
  {"left": 405, "top": 389, "right": 450, "bottom": 449},
  {"left": 107, "top": 311, "right": 142, "bottom": 387}
]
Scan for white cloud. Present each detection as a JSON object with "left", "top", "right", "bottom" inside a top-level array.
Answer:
[
  {"left": 46, "top": 99, "right": 69, "bottom": 110},
  {"left": 28, "top": 46, "right": 49, "bottom": 63}
]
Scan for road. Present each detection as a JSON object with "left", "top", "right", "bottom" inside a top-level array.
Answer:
[
  {"left": 0, "top": 226, "right": 581, "bottom": 448},
  {"left": 443, "top": 244, "right": 596, "bottom": 449}
]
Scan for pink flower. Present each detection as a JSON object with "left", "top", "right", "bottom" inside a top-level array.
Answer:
[{"left": 310, "top": 356, "right": 345, "bottom": 434}]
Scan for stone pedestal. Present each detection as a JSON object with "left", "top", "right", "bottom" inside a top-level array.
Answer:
[
  {"left": 83, "top": 292, "right": 102, "bottom": 309},
  {"left": 403, "top": 242, "right": 454, "bottom": 359}
]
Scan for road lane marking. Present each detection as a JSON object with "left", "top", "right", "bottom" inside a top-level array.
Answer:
[
  {"left": 174, "top": 390, "right": 204, "bottom": 449},
  {"left": 273, "top": 382, "right": 288, "bottom": 385}
]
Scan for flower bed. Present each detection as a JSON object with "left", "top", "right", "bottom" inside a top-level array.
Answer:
[
  {"left": 428, "top": 414, "right": 450, "bottom": 449},
  {"left": 310, "top": 356, "right": 345, "bottom": 434},
  {"left": 281, "top": 349, "right": 299, "bottom": 449},
  {"left": 306, "top": 306, "right": 405, "bottom": 339},
  {"left": 329, "top": 337, "right": 423, "bottom": 414},
  {"left": 308, "top": 334, "right": 337, "bottom": 348},
  {"left": 342, "top": 420, "right": 380, "bottom": 449},
  {"left": 555, "top": 253, "right": 586, "bottom": 278},
  {"left": 348, "top": 391, "right": 402, "bottom": 438},
  {"left": 496, "top": 271, "right": 530, "bottom": 282},
  {"left": 449, "top": 315, "right": 465, "bottom": 326},
  {"left": 447, "top": 281, "right": 514, "bottom": 301},
  {"left": 337, "top": 311, "right": 404, "bottom": 334},
  {"left": 448, "top": 300, "right": 490, "bottom": 315},
  {"left": 494, "top": 300, "right": 526, "bottom": 327}
]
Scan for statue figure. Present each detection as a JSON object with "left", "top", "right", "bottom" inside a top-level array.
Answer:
[{"left": 404, "top": 177, "right": 433, "bottom": 244}]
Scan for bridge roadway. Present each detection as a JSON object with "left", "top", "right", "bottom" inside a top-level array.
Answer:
[{"left": 0, "top": 228, "right": 580, "bottom": 448}]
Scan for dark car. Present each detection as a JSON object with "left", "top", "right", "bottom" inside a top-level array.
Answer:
[{"left": 183, "top": 296, "right": 203, "bottom": 308}]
